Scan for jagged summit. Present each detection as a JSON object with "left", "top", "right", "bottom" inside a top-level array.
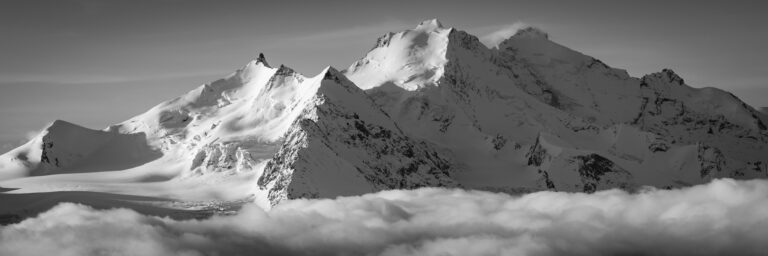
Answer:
[
  {"left": 240, "top": 53, "right": 271, "bottom": 76},
  {"left": 255, "top": 53, "right": 270, "bottom": 67}
]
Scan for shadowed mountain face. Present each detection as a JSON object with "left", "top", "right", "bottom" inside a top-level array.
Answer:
[{"left": 2, "top": 19, "right": 767, "bottom": 208}]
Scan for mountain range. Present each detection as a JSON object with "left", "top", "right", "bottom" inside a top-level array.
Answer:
[{"left": 2, "top": 19, "right": 766, "bottom": 210}]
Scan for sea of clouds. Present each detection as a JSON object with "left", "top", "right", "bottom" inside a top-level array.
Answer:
[{"left": 2, "top": 178, "right": 768, "bottom": 256}]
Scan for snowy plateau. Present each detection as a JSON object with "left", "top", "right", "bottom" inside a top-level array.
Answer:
[{"left": 1, "top": 19, "right": 767, "bottom": 218}]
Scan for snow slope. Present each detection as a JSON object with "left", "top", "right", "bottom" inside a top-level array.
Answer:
[{"left": 2, "top": 19, "right": 767, "bottom": 213}]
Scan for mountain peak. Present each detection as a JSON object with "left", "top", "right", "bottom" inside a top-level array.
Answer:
[
  {"left": 46, "top": 119, "right": 84, "bottom": 131},
  {"left": 322, "top": 66, "right": 342, "bottom": 81},
  {"left": 255, "top": 53, "right": 270, "bottom": 67},
  {"left": 318, "top": 66, "right": 363, "bottom": 94},
  {"left": 275, "top": 64, "right": 297, "bottom": 77},
  {"left": 416, "top": 18, "right": 444, "bottom": 30},
  {"left": 644, "top": 68, "right": 685, "bottom": 86},
  {"left": 661, "top": 68, "right": 684, "bottom": 85},
  {"left": 237, "top": 53, "right": 273, "bottom": 82},
  {"left": 512, "top": 27, "right": 549, "bottom": 40}
]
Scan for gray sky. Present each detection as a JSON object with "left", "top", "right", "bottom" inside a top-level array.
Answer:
[{"left": 1, "top": 0, "right": 767, "bottom": 151}]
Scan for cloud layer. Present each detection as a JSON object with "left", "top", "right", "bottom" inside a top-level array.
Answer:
[{"left": 2, "top": 178, "right": 768, "bottom": 256}]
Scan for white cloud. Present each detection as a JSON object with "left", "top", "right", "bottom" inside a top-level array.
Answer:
[
  {"left": 2, "top": 179, "right": 768, "bottom": 256},
  {"left": 478, "top": 22, "right": 530, "bottom": 49}
]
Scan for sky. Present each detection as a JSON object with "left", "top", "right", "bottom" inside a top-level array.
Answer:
[{"left": 1, "top": 0, "right": 767, "bottom": 151}]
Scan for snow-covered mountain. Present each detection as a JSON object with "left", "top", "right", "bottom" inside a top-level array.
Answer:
[{"left": 2, "top": 19, "right": 767, "bottom": 208}]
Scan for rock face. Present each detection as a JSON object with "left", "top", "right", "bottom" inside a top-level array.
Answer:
[
  {"left": 2, "top": 19, "right": 768, "bottom": 207},
  {"left": 255, "top": 68, "right": 457, "bottom": 205}
]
